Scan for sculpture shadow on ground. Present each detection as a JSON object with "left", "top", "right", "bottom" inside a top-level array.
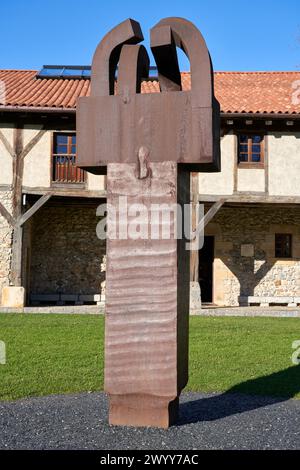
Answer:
[{"left": 178, "top": 365, "right": 300, "bottom": 425}]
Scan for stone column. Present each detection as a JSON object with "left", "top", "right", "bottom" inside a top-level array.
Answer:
[{"left": 105, "top": 162, "right": 190, "bottom": 428}]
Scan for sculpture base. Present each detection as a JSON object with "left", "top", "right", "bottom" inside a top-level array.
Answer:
[{"left": 109, "top": 394, "right": 179, "bottom": 429}]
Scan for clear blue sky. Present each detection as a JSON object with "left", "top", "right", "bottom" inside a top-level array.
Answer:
[{"left": 1, "top": 0, "right": 299, "bottom": 72}]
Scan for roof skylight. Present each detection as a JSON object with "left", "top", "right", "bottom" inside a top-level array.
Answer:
[
  {"left": 37, "top": 65, "right": 158, "bottom": 80},
  {"left": 37, "top": 65, "right": 91, "bottom": 79}
]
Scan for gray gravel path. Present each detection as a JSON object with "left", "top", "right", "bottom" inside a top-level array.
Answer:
[{"left": 0, "top": 392, "right": 299, "bottom": 450}]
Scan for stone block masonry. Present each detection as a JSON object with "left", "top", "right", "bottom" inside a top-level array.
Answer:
[
  {"left": 212, "top": 205, "right": 300, "bottom": 306},
  {"left": 2, "top": 192, "right": 300, "bottom": 309},
  {"left": 1, "top": 286, "right": 25, "bottom": 308},
  {"left": 29, "top": 203, "right": 106, "bottom": 297},
  {"left": 0, "top": 192, "right": 13, "bottom": 302}
]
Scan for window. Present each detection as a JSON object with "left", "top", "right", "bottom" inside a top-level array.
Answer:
[
  {"left": 52, "top": 133, "right": 85, "bottom": 183},
  {"left": 275, "top": 233, "right": 292, "bottom": 258},
  {"left": 238, "top": 134, "right": 264, "bottom": 167}
]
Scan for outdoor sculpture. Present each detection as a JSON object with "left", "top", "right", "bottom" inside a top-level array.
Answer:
[{"left": 77, "top": 17, "right": 220, "bottom": 428}]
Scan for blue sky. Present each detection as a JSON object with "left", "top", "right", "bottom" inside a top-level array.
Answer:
[{"left": 1, "top": 0, "right": 300, "bottom": 72}]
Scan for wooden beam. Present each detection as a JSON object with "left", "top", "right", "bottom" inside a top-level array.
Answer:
[
  {"left": 190, "top": 173, "right": 199, "bottom": 282},
  {"left": 0, "top": 202, "right": 15, "bottom": 226},
  {"left": 198, "top": 198, "right": 225, "bottom": 231},
  {"left": 20, "top": 129, "right": 46, "bottom": 160},
  {"left": 22, "top": 186, "right": 107, "bottom": 199},
  {"left": 12, "top": 128, "right": 24, "bottom": 216},
  {"left": 0, "top": 184, "right": 12, "bottom": 191},
  {"left": 10, "top": 127, "right": 24, "bottom": 287},
  {"left": 8, "top": 127, "right": 48, "bottom": 288},
  {"left": 264, "top": 135, "right": 269, "bottom": 194},
  {"left": 0, "top": 129, "right": 14, "bottom": 157},
  {"left": 18, "top": 193, "right": 53, "bottom": 227},
  {"left": 10, "top": 225, "right": 23, "bottom": 287},
  {"left": 198, "top": 193, "right": 300, "bottom": 205},
  {"left": 233, "top": 135, "right": 238, "bottom": 192},
  {"left": 21, "top": 188, "right": 300, "bottom": 206},
  {"left": 189, "top": 199, "right": 225, "bottom": 251}
]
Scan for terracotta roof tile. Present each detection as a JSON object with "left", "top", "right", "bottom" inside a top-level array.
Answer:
[{"left": 0, "top": 69, "right": 299, "bottom": 115}]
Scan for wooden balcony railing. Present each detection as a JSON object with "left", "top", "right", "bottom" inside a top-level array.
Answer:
[{"left": 52, "top": 155, "right": 85, "bottom": 183}]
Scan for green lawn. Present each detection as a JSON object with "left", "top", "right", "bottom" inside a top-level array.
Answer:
[{"left": 0, "top": 314, "right": 300, "bottom": 401}]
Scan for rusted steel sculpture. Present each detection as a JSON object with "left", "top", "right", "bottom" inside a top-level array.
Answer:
[{"left": 77, "top": 17, "right": 220, "bottom": 428}]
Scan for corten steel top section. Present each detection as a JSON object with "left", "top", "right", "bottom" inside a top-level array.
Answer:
[{"left": 76, "top": 17, "right": 220, "bottom": 174}]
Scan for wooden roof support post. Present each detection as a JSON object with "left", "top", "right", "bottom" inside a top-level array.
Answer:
[
  {"left": 10, "top": 193, "right": 53, "bottom": 287},
  {"left": 190, "top": 172, "right": 199, "bottom": 283},
  {"left": 18, "top": 193, "right": 53, "bottom": 227},
  {"left": 10, "top": 127, "right": 24, "bottom": 287},
  {"left": 10, "top": 224, "right": 23, "bottom": 287},
  {"left": 0, "top": 126, "right": 47, "bottom": 288},
  {"left": 0, "top": 202, "right": 15, "bottom": 227},
  {"left": 77, "top": 17, "right": 220, "bottom": 428},
  {"left": 198, "top": 198, "right": 225, "bottom": 232}
]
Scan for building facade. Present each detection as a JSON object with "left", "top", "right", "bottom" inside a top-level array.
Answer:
[{"left": 0, "top": 69, "right": 300, "bottom": 308}]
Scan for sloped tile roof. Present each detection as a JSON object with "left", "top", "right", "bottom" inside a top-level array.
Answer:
[{"left": 0, "top": 70, "right": 299, "bottom": 115}]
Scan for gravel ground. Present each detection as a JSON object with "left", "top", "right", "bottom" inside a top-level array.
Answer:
[{"left": 0, "top": 391, "right": 299, "bottom": 450}]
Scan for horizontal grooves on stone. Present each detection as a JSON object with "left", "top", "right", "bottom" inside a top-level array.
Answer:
[{"left": 105, "top": 162, "right": 178, "bottom": 397}]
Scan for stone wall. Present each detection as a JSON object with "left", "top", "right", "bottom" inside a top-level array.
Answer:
[
  {"left": 30, "top": 203, "right": 106, "bottom": 296},
  {"left": 211, "top": 206, "right": 300, "bottom": 306},
  {"left": 0, "top": 191, "right": 13, "bottom": 299},
  {"left": 4, "top": 192, "right": 300, "bottom": 307}
]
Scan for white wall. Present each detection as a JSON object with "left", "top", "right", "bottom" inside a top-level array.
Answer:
[
  {"left": 3, "top": 125, "right": 300, "bottom": 198},
  {"left": 198, "top": 132, "right": 235, "bottom": 195},
  {"left": 22, "top": 127, "right": 51, "bottom": 188},
  {"left": 23, "top": 128, "right": 106, "bottom": 190},
  {"left": 268, "top": 132, "right": 300, "bottom": 196},
  {"left": 0, "top": 125, "right": 14, "bottom": 186},
  {"left": 237, "top": 168, "right": 265, "bottom": 192},
  {"left": 87, "top": 173, "right": 106, "bottom": 191}
]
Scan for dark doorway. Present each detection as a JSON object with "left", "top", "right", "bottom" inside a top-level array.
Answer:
[{"left": 199, "top": 236, "right": 214, "bottom": 303}]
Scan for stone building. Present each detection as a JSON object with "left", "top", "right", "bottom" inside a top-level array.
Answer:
[{"left": 0, "top": 68, "right": 300, "bottom": 308}]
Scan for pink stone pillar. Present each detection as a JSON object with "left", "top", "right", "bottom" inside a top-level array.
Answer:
[{"left": 105, "top": 162, "right": 190, "bottom": 428}]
